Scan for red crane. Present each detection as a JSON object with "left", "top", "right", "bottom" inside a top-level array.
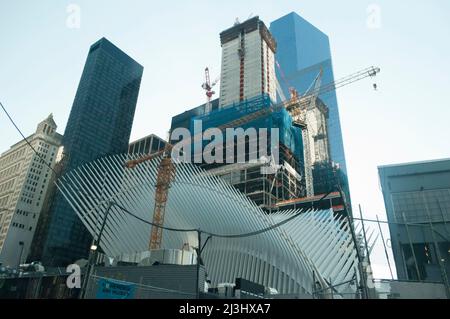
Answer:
[{"left": 201, "top": 67, "right": 220, "bottom": 114}]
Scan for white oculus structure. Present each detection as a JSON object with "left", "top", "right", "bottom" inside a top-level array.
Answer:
[{"left": 56, "top": 153, "right": 376, "bottom": 297}]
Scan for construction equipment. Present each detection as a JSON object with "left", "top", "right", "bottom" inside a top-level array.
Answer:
[
  {"left": 285, "top": 66, "right": 380, "bottom": 113},
  {"left": 282, "top": 66, "right": 380, "bottom": 191},
  {"left": 303, "top": 69, "right": 331, "bottom": 164},
  {"left": 275, "top": 60, "right": 298, "bottom": 105},
  {"left": 202, "top": 67, "right": 220, "bottom": 114},
  {"left": 125, "top": 65, "right": 381, "bottom": 250},
  {"left": 125, "top": 144, "right": 175, "bottom": 250},
  {"left": 275, "top": 76, "right": 287, "bottom": 102}
]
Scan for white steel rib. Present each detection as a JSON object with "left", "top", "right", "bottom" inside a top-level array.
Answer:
[{"left": 56, "top": 154, "right": 373, "bottom": 296}]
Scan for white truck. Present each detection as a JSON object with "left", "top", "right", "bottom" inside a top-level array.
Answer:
[{"left": 19, "top": 261, "right": 45, "bottom": 274}]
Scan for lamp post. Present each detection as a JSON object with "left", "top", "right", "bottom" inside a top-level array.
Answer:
[
  {"left": 196, "top": 230, "right": 201, "bottom": 299},
  {"left": 196, "top": 231, "right": 212, "bottom": 299},
  {"left": 17, "top": 241, "right": 25, "bottom": 273},
  {"left": 79, "top": 200, "right": 113, "bottom": 299}
]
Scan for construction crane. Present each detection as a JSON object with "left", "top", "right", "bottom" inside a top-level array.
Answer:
[
  {"left": 285, "top": 66, "right": 380, "bottom": 116},
  {"left": 287, "top": 69, "right": 323, "bottom": 196},
  {"left": 125, "top": 65, "right": 381, "bottom": 250},
  {"left": 125, "top": 143, "right": 175, "bottom": 250},
  {"left": 304, "top": 69, "right": 331, "bottom": 163},
  {"left": 202, "top": 67, "right": 220, "bottom": 114}
]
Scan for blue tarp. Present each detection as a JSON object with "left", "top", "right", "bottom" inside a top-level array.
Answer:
[{"left": 189, "top": 94, "right": 304, "bottom": 164}]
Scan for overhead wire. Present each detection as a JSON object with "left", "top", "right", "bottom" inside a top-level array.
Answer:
[
  {"left": 0, "top": 101, "right": 59, "bottom": 176},
  {"left": 111, "top": 190, "right": 334, "bottom": 239}
]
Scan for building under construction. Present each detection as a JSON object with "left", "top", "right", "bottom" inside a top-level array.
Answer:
[
  {"left": 171, "top": 94, "right": 306, "bottom": 209},
  {"left": 169, "top": 17, "right": 378, "bottom": 215},
  {"left": 170, "top": 17, "right": 345, "bottom": 213},
  {"left": 169, "top": 18, "right": 305, "bottom": 210}
]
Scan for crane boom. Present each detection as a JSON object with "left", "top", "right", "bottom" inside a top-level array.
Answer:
[{"left": 125, "top": 149, "right": 164, "bottom": 169}]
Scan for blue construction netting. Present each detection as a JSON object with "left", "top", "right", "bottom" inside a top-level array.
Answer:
[{"left": 188, "top": 94, "right": 304, "bottom": 165}]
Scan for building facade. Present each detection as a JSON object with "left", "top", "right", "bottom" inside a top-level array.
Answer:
[
  {"left": 379, "top": 159, "right": 450, "bottom": 285},
  {"left": 270, "top": 12, "right": 348, "bottom": 177},
  {"left": 170, "top": 99, "right": 220, "bottom": 134},
  {"left": 0, "top": 115, "right": 62, "bottom": 267},
  {"left": 38, "top": 38, "right": 144, "bottom": 266},
  {"left": 219, "top": 17, "right": 277, "bottom": 108},
  {"left": 27, "top": 146, "right": 66, "bottom": 263},
  {"left": 129, "top": 134, "right": 167, "bottom": 155}
]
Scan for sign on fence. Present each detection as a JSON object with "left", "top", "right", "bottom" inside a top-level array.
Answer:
[{"left": 96, "top": 278, "right": 136, "bottom": 299}]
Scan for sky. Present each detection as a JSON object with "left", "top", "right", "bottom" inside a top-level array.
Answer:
[{"left": 1, "top": 1, "right": 449, "bottom": 279}]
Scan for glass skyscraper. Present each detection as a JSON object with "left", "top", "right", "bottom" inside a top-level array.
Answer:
[
  {"left": 270, "top": 12, "right": 348, "bottom": 176},
  {"left": 36, "top": 38, "right": 143, "bottom": 266}
]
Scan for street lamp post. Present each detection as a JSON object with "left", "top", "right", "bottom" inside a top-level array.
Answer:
[
  {"left": 79, "top": 200, "right": 114, "bottom": 299},
  {"left": 196, "top": 230, "right": 201, "bottom": 299},
  {"left": 17, "top": 241, "right": 24, "bottom": 273},
  {"left": 195, "top": 231, "right": 212, "bottom": 299}
]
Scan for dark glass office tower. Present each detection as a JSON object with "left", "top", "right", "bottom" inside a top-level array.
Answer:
[
  {"left": 37, "top": 38, "right": 143, "bottom": 266},
  {"left": 270, "top": 12, "right": 348, "bottom": 176},
  {"left": 270, "top": 12, "right": 351, "bottom": 208}
]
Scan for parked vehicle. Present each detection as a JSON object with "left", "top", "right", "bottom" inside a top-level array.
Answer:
[{"left": 19, "top": 261, "right": 45, "bottom": 274}]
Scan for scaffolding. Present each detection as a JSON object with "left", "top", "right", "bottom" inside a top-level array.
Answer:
[
  {"left": 206, "top": 153, "right": 303, "bottom": 210},
  {"left": 189, "top": 94, "right": 306, "bottom": 210}
]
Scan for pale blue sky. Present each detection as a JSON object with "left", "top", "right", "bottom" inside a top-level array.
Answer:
[{"left": 1, "top": 1, "right": 449, "bottom": 278}]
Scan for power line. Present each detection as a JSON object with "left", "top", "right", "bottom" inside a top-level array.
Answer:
[{"left": 0, "top": 101, "right": 58, "bottom": 175}]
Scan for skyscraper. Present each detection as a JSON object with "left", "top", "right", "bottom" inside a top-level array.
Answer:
[
  {"left": 219, "top": 17, "right": 277, "bottom": 108},
  {"left": 37, "top": 38, "right": 143, "bottom": 266},
  {"left": 270, "top": 12, "right": 348, "bottom": 176}
]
